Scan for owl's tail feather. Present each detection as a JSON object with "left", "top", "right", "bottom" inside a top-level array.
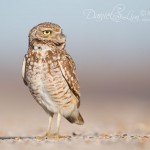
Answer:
[{"left": 66, "top": 110, "right": 84, "bottom": 125}]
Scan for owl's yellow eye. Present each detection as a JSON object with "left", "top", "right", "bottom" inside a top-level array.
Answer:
[{"left": 43, "top": 30, "right": 51, "bottom": 35}]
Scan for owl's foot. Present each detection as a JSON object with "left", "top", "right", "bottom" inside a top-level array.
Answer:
[
  {"left": 36, "top": 133, "right": 70, "bottom": 139},
  {"left": 51, "top": 133, "right": 71, "bottom": 139},
  {"left": 36, "top": 133, "right": 53, "bottom": 140}
]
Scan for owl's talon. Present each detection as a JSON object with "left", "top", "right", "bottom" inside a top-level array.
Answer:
[
  {"left": 36, "top": 134, "right": 47, "bottom": 140},
  {"left": 35, "top": 133, "right": 52, "bottom": 140},
  {"left": 52, "top": 133, "right": 70, "bottom": 139},
  {"left": 35, "top": 133, "right": 68, "bottom": 139}
]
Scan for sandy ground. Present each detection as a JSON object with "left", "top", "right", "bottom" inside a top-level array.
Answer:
[
  {"left": 0, "top": 93, "right": 150, "bottom": 150},
  {"left": 0, "top": 133, "right": 150, "bottom": 150}
]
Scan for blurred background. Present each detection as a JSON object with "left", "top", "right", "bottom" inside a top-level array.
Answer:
[{"left": 0, "top": 0, "right": 150, "bottom": 146}]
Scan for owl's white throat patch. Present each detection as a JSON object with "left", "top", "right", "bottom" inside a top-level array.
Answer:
[{"left": 33, "top": 44, "right": 53, "bottom": 51}]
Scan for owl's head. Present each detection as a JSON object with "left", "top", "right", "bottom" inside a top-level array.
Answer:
[{"left": 29, "top": 22, "right": 66, "bottom": 49}]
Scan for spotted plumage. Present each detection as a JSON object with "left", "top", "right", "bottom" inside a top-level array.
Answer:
[{"left": 22, "top": 22, "right": 84, "bottom": 138}]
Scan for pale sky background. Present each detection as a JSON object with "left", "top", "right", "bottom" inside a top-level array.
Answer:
[{"left": 0, "top": 0, "right": 150, "bottom": 98}]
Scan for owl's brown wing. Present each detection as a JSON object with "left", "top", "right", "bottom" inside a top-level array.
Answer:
[
  {"left": 22, "top": 55, "right": 28, "bottom": 86},
  {"left": 58, "top": 51, "right": 80, "bottom": 107}
]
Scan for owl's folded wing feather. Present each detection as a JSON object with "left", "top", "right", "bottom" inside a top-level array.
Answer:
[
  {"left": 58, "top": 52, "right": 80, "bottom": 107},
  {"left": 22, "top": 56, "right": 28, "bottom": 86}
]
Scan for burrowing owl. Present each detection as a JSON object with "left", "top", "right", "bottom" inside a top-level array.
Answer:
[{"left": 22, "top": 22, "right": 84, "bottom": 138}]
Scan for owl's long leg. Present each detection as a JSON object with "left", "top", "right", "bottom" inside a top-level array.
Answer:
[
  {"left": 36, "top": 113, "right": 54, "bottom": 139},
  {"left": 56, "top": 112, "right": 61, "bottom": 137},
  {"left": 46, "top": 114, "right": 53, "bottom": 136},
  {"left": 44, "top": 113, "right": 62, "bottom": 139},
  {"left": 54, "top": 113, "right": 69, "bottom": 139}
]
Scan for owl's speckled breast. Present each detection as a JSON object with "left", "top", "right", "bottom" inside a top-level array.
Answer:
[{"left": 25, "top": 50, "right": 73, "bottom": 114}]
